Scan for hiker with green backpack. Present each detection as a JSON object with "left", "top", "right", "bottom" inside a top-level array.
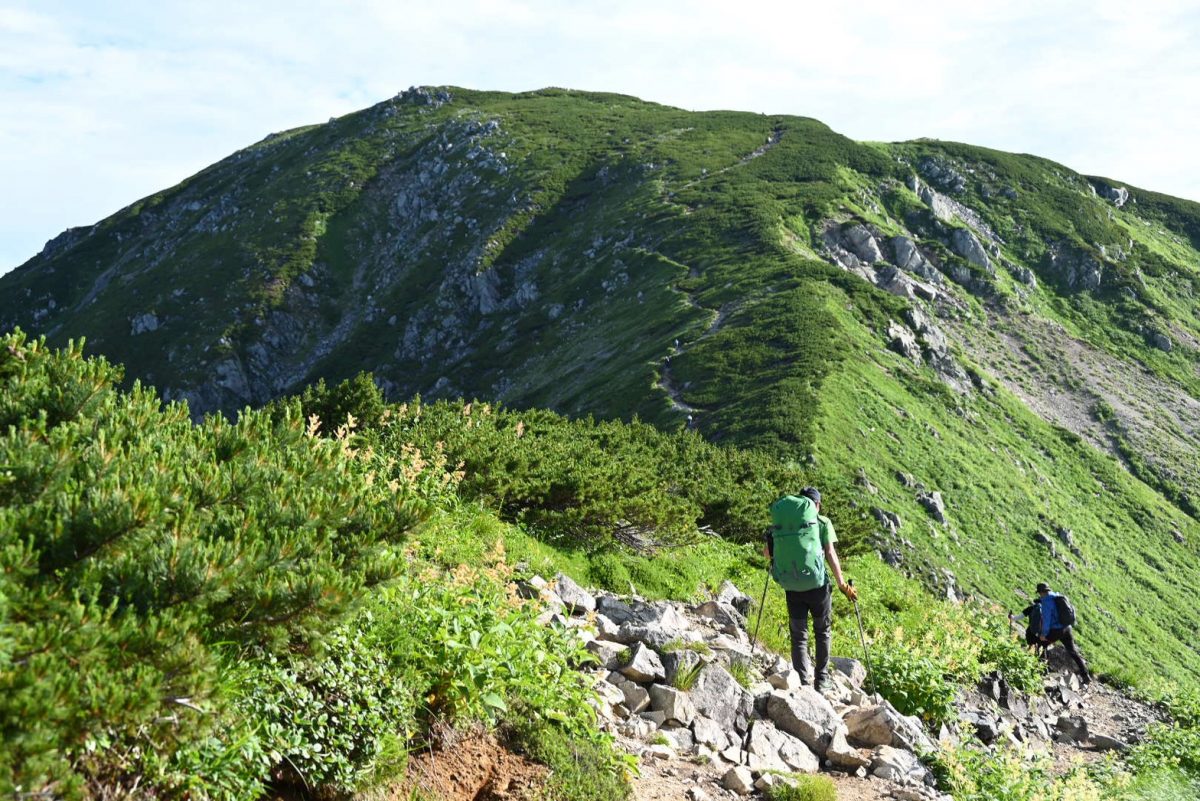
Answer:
[{"left": 763, "top": 487, "right": 857, "bottom": 692}]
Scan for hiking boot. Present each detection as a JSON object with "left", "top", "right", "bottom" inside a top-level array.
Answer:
[{"left": 815, "top": 675, "right": 835, "bottom": 694}]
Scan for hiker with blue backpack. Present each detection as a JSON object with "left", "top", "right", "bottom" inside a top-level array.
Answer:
[
  {"left": 1036, "top": 582, "right": 1091, "bottom": 685},
  {"left": 763, "top": 487, "right": 857, "bottom": 692}
]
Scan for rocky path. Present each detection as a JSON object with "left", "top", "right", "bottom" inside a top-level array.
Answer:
[{"left": 521, "top": 573, "right": 1163, "bottom": 801}]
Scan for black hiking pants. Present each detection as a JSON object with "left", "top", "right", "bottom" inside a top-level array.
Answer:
[
  {"left": 1045, "top": 626, "right": 1091, "bottom": 681},
  {"left": 786, "top": 583, "right": 832, "bottom": 685}
]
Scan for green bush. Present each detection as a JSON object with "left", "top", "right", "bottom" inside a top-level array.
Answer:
[
  {"left": 366, "top": 398, "right": 826, "bottom": 549},
  {"left": 869, "top": 645, "right": 957, "bottom": 727},
  {"left": 928, "top": 744, "right": 1105, "bottom": 801},
  {"left": 765, "top": 775, "right": 837, "bottom": 801},
  {"left": 236, "top": 631, "right": 413, "bottom": 792}
]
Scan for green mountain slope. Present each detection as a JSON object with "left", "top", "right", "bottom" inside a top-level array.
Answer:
[{"left": 3, "top": 86, "right": 1200, "bottom": 685}]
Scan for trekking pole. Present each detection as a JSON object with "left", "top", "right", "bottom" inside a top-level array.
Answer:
[
  {"left": 848, "top": 579, "right": 878, "bottom": 697},
  {"left": 748, "top": 563, "right": 771, "bottom": 652},
  {"left": 740, "top": 563, "right": 772, "bottom": 767}
]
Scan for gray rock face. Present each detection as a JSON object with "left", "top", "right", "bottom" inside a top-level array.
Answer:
[
  {"left": 844, "top": 224, "right": 885, "bottom": 263},
  {"left": 875, "top": 265, "right": 940, "bottom": 302},
  {"left": 1104, "top": 185, "right": 1130, "bottom": 207},
  {"left": 648, "top": 684, "right": 697, "bottom": 726},
  {"left": 1013, "top": 265, "right": 1038, "bottom": 286},
  {"left": 919, "top": 156, "right": 968, "bottom": 193},
  {"left": 888, "top": 320, "right": 923, "bottom": 364},
  {"left": 691, "top": 664, "right": 754, "bottom": 733},
  {"left": 950, "top": 228, "right": 993, "bottom": 272},
  {"left": 619, "top": 642, "right": 666, "bottom": 683},
  {"left": 1050, "top": 244, "right": 1104, "bottom": 291},
  {"left": 916, "top": 180, "right": 958, "bottom": 222},
  {"left": 554, "top": 572, "right": 595, "bottom": 614},
  {"left": 765, "top": 688, "right": 840, "bottom": 755},
  {"left": 917, "top": 491, "right": 948, "bottom": 524}
]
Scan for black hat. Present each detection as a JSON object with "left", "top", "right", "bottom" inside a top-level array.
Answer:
[
  {"left": 1036, "top": 582, "right": 1051, "bottom": 594},
  {"left": 800, "top": 487, "right": 821, "bottom": 504}
]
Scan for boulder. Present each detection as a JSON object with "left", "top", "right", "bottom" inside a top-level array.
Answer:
[
  {"left": 619, "top": 643, "right": 666, "bottom": 683},
  {"left": 844, "top": 704, "right": 934, "bottom": 752},
  {"left": 748, "top": 720, "right": 821, "bottom": 773},
  {"left": 1055, "top": 715, "right": 1089, "bottom": 744},
  {"left": 515, "top": 574, "right": 549, "bottom": 599},
  {"left": 844, "top": 224, "right": 884, "bottom": 263},
  {"left": 870, "top": 745, "right": 923, "bottom": 783},
  {"left": 648, "top": 684, "right": 697, "bottom": 726},
  {"left": 1091, "top": 733, "right": 1130, "bottom": 752},
  {"left": 586, "top": 639, "right": 628, "bottom": 670},
  {"left": 831, "top": 657, "right": 867, "bottom": 688},
  {"left": 888, "top": 321, "right": 923, "bottom": 364},
  {"left": 950, "top": 227, "right": 992, "bottom": 272},
  {"left": 662, "top": 649, "right": 704, "bottom": 686},
  {"left": 593, "top": 679, "right": 625, "bottom": 709},
  {"left": 693, "top": 600, "right": 746, "bottom": 633},
  {"left": 767, "top": 670, "right": 802, "bottom": 692},
  {"left": 596, "top": 595, "right": 635, "bottom": 624},
  {"left": 723, "top": 766, "right": 755, "bottom": 796},
  {"left": 917, "top": 491, "right": 948, "bottom": 524},
  {"left": 644, "top": 743, "right": 675, "bottom": 760},
  {"left": 640, "top": 709, "right": 667, "bottom": 727},
  {"left": 691, "top": 664, "right": 755, "bottom": 733},
  {"left": 614, "top": 623, "right": 685, "bottom": 650},
  {"left": 554, "top": 572, "right": 595, "bottom": 614},
  {"left": 617, "top": 679, "right": 650, "bottom": 714},
  {"left": 692, "top": 715, "right": 732, "bottom": 752},
  {"left": 766, "top": 688, "right": 840, "bottom": 755},
  {"left": 826, "top": 725, "right": 872, "bottom": 769},
  {"left": 716, "top": 580, "right": 753, "bottom": 616},
  {"left": 663, "top": 723, "right": 696, "bottom": 753}
]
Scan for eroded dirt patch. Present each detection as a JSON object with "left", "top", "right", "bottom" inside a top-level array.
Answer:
[{"left": 390, "top": 732, "right": 547, "bottom": 801}]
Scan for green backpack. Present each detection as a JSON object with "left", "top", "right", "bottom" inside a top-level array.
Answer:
[{"left": 770, "top": 495, "right": 826, "bottom": 592}]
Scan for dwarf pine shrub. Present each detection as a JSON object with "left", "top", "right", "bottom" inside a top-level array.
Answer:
[{"left": 0, "top": 331, "right": 425, "bottom": 797}]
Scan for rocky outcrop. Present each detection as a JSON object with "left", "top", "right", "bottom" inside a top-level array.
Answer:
[{"left": 1048, "top": 244, "right": 1104, "bottom": 292}]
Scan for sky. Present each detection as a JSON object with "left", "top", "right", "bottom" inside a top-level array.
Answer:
[{"left": 2, "top": 0, "right": 1199, "bottom": 276}]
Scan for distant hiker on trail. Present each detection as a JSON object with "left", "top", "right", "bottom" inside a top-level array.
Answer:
[
  {"left": 763, "top": 487, "right": 856, "bottom": 692},
  {"left": 1036, "top": 582, "right": 1091, "bottom": 684}
]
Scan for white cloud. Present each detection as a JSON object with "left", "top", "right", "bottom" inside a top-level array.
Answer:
[{"left": 2, "top": 0, "right": 1198, "bottom": 275}]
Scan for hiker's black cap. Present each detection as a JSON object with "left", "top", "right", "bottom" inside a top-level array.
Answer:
[
  {"left": 1036, "top": 582, "right": 1051, "bottom": 594},
  {"left": 800, "top": 487, "right": 821, "bottom": 504}
]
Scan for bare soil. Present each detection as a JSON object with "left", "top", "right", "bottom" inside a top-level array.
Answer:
[{"left": 387, "top": 732, "right": 547, "bottom": 801}]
